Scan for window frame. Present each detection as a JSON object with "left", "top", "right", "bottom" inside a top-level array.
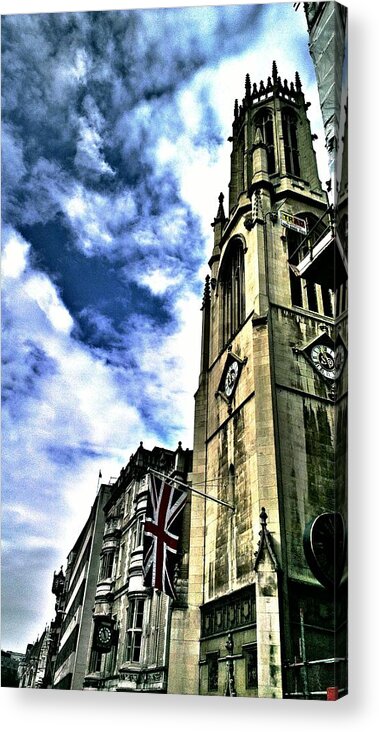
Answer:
[
  {"left": 254, "top": 108, "right": 275, "bottom": 174},
  {"left": 282, "top": 107, "right": 300, "bottom": 177},
  {"left": 219, "top": 237, "right": 246, "bottom": 347},
  {"left": 99, "top": 549, "right": 115, "bottom": 581},
  {"left": 124, "top": 597, "right": 145, "bottom": 664}
]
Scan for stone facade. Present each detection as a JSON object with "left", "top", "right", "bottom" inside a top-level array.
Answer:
[
  {"left": 83, "top": 442, "right": 192, "bottom": 693},
  {"left": 169, "top": 60, "right": 347, "bottom": 699}
]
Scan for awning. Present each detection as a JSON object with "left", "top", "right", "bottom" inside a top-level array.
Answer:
[{"left": 290, "top": 230, "right": 347, "bottom": 289}]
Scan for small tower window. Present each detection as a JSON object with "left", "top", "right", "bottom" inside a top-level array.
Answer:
[
  {"left": 254, "top": 109, "right": 275, "bottom": 174},
  {"left": 282, "top": 108, "right": 300, "bottom": 177},
  {"left": 220, "top": 238, "right": 245, "bottom": 346}
]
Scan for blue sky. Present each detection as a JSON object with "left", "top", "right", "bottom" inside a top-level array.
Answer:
[{"left": 1, "top": 1, "right": 328, "bottom": 653}]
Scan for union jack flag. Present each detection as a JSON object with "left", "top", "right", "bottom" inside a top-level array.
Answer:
[{"left": 143, "top": 473, "right": 187, "bottom": 599}]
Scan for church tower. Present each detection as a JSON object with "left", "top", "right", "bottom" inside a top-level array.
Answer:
[{"left": 168, "top": 62, "right": 347, "bottom": 700}]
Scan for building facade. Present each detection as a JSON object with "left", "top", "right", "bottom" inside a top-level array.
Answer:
[
  {"left": 52, "top": 483, "right": 110, "bottom": 689},
  {"left": 84, "top": 442, "right": 192, "bottom": 693},
  {"left": 169, "top": 61, "right": 347, "bottom": 699},
  {"left": 18, "top": 630, "right": 51, "bottom": 688},
  {"left": 1, "top": 650, "right": 24, "bottom": 687}
]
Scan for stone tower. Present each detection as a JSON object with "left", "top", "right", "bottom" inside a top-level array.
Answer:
[{"left": 168, "top": 62, "right": 347, "bottom": 700}]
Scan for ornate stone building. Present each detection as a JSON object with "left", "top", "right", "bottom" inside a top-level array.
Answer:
[
  {"left": 18, "top": 629, "right": 50, "bottom": 688},
  {"left": 168, "top": 61, "right": 347, "bottom": 700},
  {"left": 83, "top": 442, "right": 192, "bottom": 693}
]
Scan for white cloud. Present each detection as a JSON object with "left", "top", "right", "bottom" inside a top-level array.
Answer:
[
  {"left": 141, "top": 268, "right": 181, "bottom": 295},
  {"left": 1, "top": 232, "right": 30, "bottom": 279},
  {"left": 75, "top": 116, "right": 116, "bottom": 177},
  {"left": 58, "top": 47, "right": 89, "bottom": 87},
  {"left": 132, "top": 289, "right": 202, "bottom": 445},
  {"left": 72, "top": 48, "right": 89, "bottom": 82},
  {"left": 2, "top": 231, "right": 161, "bottom": 562},
  {"left": 65, "top": 190, "right": 87, "bottom": 218},
  {"left": 3, "top": 503, "right": 48, "bottom": 526},
  {"left": 24, "top": 275, "right": 74, "bottom": 334},
  {"left": 62, "top": 185, "right": 137, "bottom": 256},
  {"left": 23, "top": 536, "right": 61, "bottom": 550}
]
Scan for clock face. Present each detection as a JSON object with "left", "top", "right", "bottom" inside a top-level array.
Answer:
[
  {"left": 303, "top": 512, "right": 346, "bottom": 590},
  {"left": 97, "top": 625, "right": 112, "bottom": 647},
  {"left": 224, "top": 361, "right": 239, "bottom": 397},
  {"left": 310, "top": 343, "right": 345, "bottom": 380}
]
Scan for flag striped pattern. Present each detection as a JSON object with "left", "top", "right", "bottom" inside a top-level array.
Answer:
[{"left": 142, "top": 473, "right": 187, "bottom": 599}]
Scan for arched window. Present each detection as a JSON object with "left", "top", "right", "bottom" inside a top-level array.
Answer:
[
  {"left": 282, "top": 108, "right": 300, "bottom": 177},
  {"left": 219, "top": 238, "right": 245, "bottom": 345},
  {"left": 254, "top": 109, "right": 275, "bottom": 174}
]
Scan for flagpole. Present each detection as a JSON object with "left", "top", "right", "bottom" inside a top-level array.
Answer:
[{"left": 148, "top": 467, "right": 235, "bottom": 512}]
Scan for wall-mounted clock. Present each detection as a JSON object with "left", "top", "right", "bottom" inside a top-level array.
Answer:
[
  {"left": 93, "top": 617, "right": 114, "bottom": 653},
  {"left": 217, "top": 353, "right": 246, "bottom": 403},
  {"left": 224, "top": 361, "right": 239, "bottom": 397},
  {"left": 302, "top": 333, "right": 347, "bottom": 382},
  {"left": 310, "top": 342, "right": 345, "bottom": 380},
  {"left": 303, "top": 512, "right": 346, "bottom": 590}
]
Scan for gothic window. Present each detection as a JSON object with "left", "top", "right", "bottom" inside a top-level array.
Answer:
[
  {"left": 282, "top": 108, "right": 300, "bottom": 177},
  {"left": 125, "top": 598, "right": 145, "bottom": 663},
  {"left": 207, "top": 652, "right": 219, "bottom": 692},
  {"left": 254, "top": 108, "right": 275, "bottom": 173},
  {"left": 220, "top": 238, "right": 245, "bottom": 346}
]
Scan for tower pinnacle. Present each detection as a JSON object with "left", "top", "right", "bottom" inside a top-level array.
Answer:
[
  {"left": 216, "top": 192, "right": 225, "bottom": 221},
  {"left": 245, "top": 73, "right": 251, "bottom": 98}
]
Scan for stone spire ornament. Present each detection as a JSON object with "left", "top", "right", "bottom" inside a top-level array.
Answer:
[{"left": 245, "top": 73, "right": 251, "bottom": 98}]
